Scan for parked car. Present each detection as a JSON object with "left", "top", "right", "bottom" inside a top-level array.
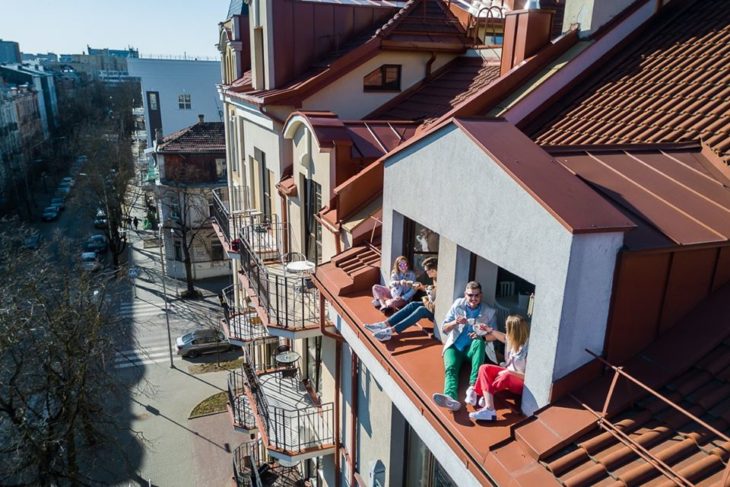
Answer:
[
  {"left": 61, "top": 176, "right": 75, "bottom": 187},
  {"left": 23, "top": 233, "right": 42, "bottom": 250},
  {"left": 80, "top": 252, "right": 101, "bottom": 272},
  {"left": 83, "top": 234, "right": 108, "bottom": 254},
  {"left": 93, "top": 215, "right": 108, "bottom": 229},
  {"left": 176, "top": 329, "right": 233, "bottom": 358},
  {"left": 41, "top": 206, "right": 59, "bottom": 221},
  {"left": 55, "top": 186, "right": 71, "bottom": 198},
  {"left": 50, "top": 197, "right": 65, "bottom": 211}
]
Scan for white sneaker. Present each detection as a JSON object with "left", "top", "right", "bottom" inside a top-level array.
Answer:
[
  {"left": 469, "top": 408, "right": 496, "bottom": 422},
  {"left": 478, "top": 396, "right": 486, "bottom": 408},
  {"left": 465, "top": 386, "right": 477, "bottom": 406},
  {"left": 364, "top": 322, "right": 388, "bottom": 332},
  {"left": 432, "top": 393, "right": 462, "bottom": 411},
  {"left": 374, "top": 328, "right": 393, "bottom": 342}
]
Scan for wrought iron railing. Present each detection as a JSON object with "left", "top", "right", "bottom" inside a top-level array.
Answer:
[
  {"left": 239, "top": 212, "right": 287, "bottom": 262},
  {"left": 222, "top": 284, "right": 235, "bottom": 313},
  {"left": 233, "top": 441, "right": 264, "bottom": 487},
  {"left": 211, "top": 187, "right": 231, "bottom": 243},
  {"left": 228, "top": 369, "right": 257, "bottom": 431},
  {"left": 240, "top": 355, "right": 334, "bottom": 455},
  {"left": 228, "top": 310, "right": 270, "bottom": 343},
  {"left": 239, "top": 239, "right": 319, "bottom": 330}
]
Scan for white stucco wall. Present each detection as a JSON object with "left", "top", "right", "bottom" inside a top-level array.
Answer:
[
  {"left": 562, "top": 0, "right": 637, "bottom": 36},
  {"left": 381, "top": 126, "right": 623, "bottom": 412},
  {"left": 128, "top": 58, "right": 222, "bottom": 147},
  {"left": 302, "top": 51, "right": 455, "bottom": 119}
]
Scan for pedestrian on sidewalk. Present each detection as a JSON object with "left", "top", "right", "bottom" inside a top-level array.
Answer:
[
  {"left": 126, "top": 216, "right": 132, "bottom": 228},
  {"left": 133, "top": 216, "right": 139, "bottom": 230}
]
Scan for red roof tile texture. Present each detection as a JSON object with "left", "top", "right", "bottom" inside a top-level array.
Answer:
[
  {"left": 157, "top": 122, "right": 225, "bottom": 153},
  {"left": 532, "top": 0, "right": 730, "bottom": 164},
  {"left": 491, "top": 283, "right": 730, "bottom": 487},
  {"left": 549, "top": 144, "right": 730, "bottom": 250},
  {"left": 369, "top": 56, "right": 501, "bottom": 123}
]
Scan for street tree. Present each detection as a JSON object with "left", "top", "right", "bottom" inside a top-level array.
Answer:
[
  {"left": 0, "top": 224, "right": 139, "bottom": 485},
  {"left": 158, "top": 181, "right": 213, "bottom": 299}
]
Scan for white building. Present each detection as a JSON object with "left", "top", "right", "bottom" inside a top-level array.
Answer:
[{"left": 128, "top": 57, "right": 222, "bottom": 147}]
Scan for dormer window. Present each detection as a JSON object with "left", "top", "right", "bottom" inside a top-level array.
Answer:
[
  {"left": 364, "top": 64, "right": 401, "bottom": 92},
  {"left": 178, "top": 94, "right": 192, "bottom": 110}
]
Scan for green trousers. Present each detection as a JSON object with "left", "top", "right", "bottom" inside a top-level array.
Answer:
[{"left": 443, "top": 339, "right": 485, "bottom": 400}]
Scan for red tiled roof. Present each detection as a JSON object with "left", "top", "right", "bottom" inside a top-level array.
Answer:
[
  {"left": 157, "top": 122, "right": 225, "bottom": 153},
  {"left": 225, "top": 0, "right": 469, "bottom": 105},
  {"left": 532, "top": 0, "right": 730, "bottom": 164},
  {"left": 369, "top": 56, "right": 501, "bottom": 123},
  {"left": 549, "top": 144, "right": 730, "bottom": 250},
  {"left": 489, "top": 283, "right": 730, "bottom": 487}
]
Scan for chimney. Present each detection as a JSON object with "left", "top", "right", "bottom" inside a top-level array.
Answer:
[
  {"left": 500, "top": 7, "right": 554, "bottom": 76},
  {"left": 198, "top": 114, "right": 204, "bottom": 124}
]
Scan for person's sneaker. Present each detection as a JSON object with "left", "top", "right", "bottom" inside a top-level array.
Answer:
[
  {"left": 374, "top": 328, "right": 393, "bottom": 342},
  {"left": 478, "top": 396, "right": 486, "bottom": 408},
  {"left": 465, "top": 386, "right": 478, "bottom": 406},
  {"left": 432, "top": 393, "right": 462, "bottom": 411},
  {"left": 469, "top": 408, "right": 497, "bottom": 422},
  {"left": 364, "top": 322, "right": 388, "bottom": 332}
]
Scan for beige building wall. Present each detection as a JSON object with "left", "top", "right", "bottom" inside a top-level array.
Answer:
[{"left": 302, "top": 51, "right": 455, "bottom": 119}]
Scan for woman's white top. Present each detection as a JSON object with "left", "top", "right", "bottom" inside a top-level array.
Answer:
[{"left": 503, "top": 339, "right": 528, "bottom": 374}]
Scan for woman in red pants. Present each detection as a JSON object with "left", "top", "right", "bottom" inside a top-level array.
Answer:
[{"left": 468, "top": 314, "right": 529, "bottom": 422}]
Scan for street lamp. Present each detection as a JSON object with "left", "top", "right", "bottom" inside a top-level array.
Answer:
[{"left": 158, "top": 227, "right": 174, "bottom": 368}]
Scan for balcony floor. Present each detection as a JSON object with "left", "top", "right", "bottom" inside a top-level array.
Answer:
[
  {"left": 325, "top": 290, "right": 525, "bottom": 476},
  {"left": 258, "top": 370, "right": 334, "bottom": 456},
  {"left": 239, "top": 262, "right": 320, "bottom": 335}
]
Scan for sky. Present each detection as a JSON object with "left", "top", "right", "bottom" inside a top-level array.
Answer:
[{"left": 0, "top": 0, "right": 231, "bottom": 59}]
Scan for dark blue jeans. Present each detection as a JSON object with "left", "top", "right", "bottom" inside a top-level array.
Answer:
[{"left": 389, "top": 301, "right": 434, "bottom": 333}]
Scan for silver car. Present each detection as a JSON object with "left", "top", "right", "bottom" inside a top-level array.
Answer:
[{"left": 175, "top": 329, "right": 233, "bottom": 358}]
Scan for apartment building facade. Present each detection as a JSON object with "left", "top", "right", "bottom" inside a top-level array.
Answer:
[{"left": 213, "top": 0, "right": 730, "bottom": 485}]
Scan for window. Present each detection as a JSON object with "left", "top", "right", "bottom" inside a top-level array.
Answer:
[
  {"left": 173, "top": 240, "right": 183, "bottom": 261},
  {"left": 148, "top": 92, "right": 158, "bottom": 110},
  {"left": 404, "top": 218, "right": 439, "bottom": 283},
  {"left": 404, "top": 425, "right": 457, "bottom": 487},
  {"left": 178, "top": 93, "right": 191, "bottom": 110},
  {"left": 211, "top": 241, "right": 224, "bottom": 261},
  {"left": 303, "top": 178, "right": 322, "bottom": 264},
  {"left": 364, "top": 64, "right": 402, "bottom": 92}
]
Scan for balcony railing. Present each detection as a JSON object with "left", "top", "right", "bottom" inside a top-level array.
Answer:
[
  {"left": 233, "top": 439, "right": 304, "bottom": 487},
  {"left": 227, "top": 309, "right": 271, "bottom": 344},
  {"left": 240, "top": 358, "right": 335, "bottom": 458},
  {"left": 211, "top": 187, "right": 232, "bottom": 243},
  {"left": 239, "top": 241, "right": 319, "bottom": 331},
  {"left": 239, "top": 212, "right": 287, "bottom": 262},
  {"left": 228, "top": 369, "right": 257, "bottom": 431}
]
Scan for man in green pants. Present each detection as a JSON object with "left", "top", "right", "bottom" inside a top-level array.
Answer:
[{"left": 432, "top": 281, "right": 496, "bottom": 412}]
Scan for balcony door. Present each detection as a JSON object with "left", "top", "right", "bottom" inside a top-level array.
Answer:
[
  {"left": 254, "top": 148, "right": 272, "bottom": 220},
  {"left": 303, "top": 178, "right": 322, "bottom": 263}
]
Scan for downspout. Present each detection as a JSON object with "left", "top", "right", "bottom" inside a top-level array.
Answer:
[
  {"left": 319, "top": 294, "right": 343, "bottom": 487},
  {"left": 349, "top": 351, "right": 359, "bottom": 487},
  {"left": 279, "top": 193, "right": 289, "bottom": 255},
  {"left": 425, "top": 51, "right": 436, "bottom": 78}
]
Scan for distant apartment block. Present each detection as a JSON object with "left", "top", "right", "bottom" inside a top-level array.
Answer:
[
  {"left": 0, "top": 64, "right": 58, "bottom": 137},
  {"left": 127, "top": 57, "right": 222, "bottom": 147},
  {"left": 0, "top": 39, "right": 21, "bottom": 64}
]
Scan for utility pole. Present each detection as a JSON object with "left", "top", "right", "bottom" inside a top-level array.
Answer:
[{"left": 158, "top": 229, "right": 174, "bottom": 368}]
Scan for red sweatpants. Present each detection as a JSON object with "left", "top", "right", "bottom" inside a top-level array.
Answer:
[{"left": 473, "top": 364, "right": 524, "bottom": 398}]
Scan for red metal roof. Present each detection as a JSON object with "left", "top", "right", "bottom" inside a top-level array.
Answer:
[
  {"left": 157, "top": 122, "right": 225, "bottom": 153},
  {"left": 532, "top": 0, "right": 730, "bottom": 164},
  {"left": 225, "top": 0, "right": 469, "bottom": 106},
  {"left": 452, "top": 119, "right": 636, "bottom": 234},
  {"left": 369, "top": 56, "right": 501, "bottom": 123},
  {"left": 549, "top": 144, "right": 730, "bottom": 250}
]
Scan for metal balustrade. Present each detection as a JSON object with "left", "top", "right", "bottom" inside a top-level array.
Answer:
[
  {"left": 228, "top": 369, "right": 257, "bottom": 431},
  {"left": 239, "top": 237, "right": 319, "bottom": 330},
  {"left": 211, "top": 187, "right": 232, "bottom": 243},
  {"left": 228, "top": 309, "right": 271, "bottom": 343},
  {"left": 233, "top": 438, "right": 305, "bottom": 487},
  {"left": 239, "top": 212, "right": 287, "bottom": 262},
  {"left": 238, "top": 352, "right": 334, "bottom": 456}
]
